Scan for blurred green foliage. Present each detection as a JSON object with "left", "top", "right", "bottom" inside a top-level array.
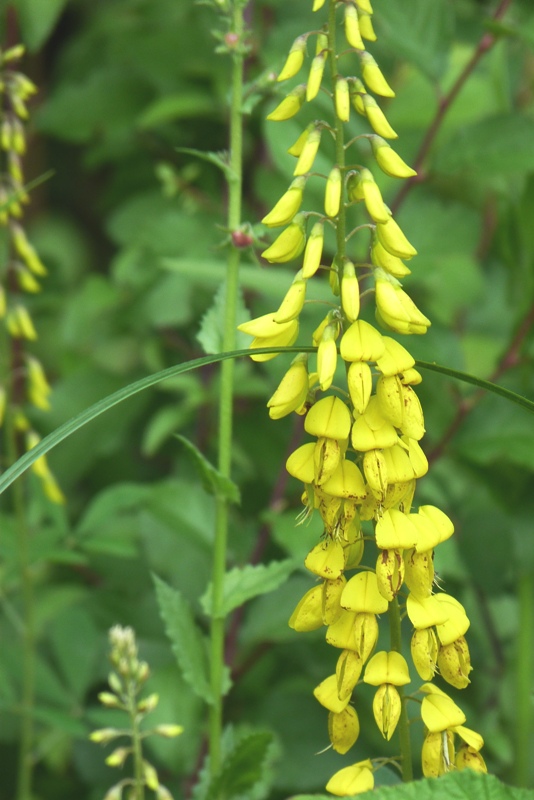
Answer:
[{"left": 1, "top": 0, "right": 534, "bottom": 798}]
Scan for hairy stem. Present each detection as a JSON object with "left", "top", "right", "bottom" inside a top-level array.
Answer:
[{"left": 388, "top": 599, "right": 413, "bottom": 782}]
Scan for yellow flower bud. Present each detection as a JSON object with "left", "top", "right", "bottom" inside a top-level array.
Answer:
[
  {"left": 287, "top": 124, "right": 313, "bottom": 157},
  {"left": 362, "top": 93, "right": 397, "bottom": 138},
  {"left": 399, "top": 385, "right": 425, "bottom": 439},
  {"left": 376, "top": 549, "right": 405, "bottom": 601},
  {"left": 422, "top": 731, "right": 455, "bottom": 777},
  {"left": 238, "top": 313, "right": 294, "bottom": 339},
  {"left": 347, "top": 362, "right": 372, "bottom": 414},
  {"left": 267, "top": 84, "right": 306, "bottom": 121},
  {"left": 341, "top": 571, "right": 388, "bottom": 614},
  {"left": 314, "top": 437, "right": 342, "bottom": 485},
  {"left": 434, "top": 594, "right": 470, "bottom": 646},
  {"left": 261, "top": 213, "right": 306, "bottom": 263},
  {"left": 306, "top": 52, "right": 326, "bottom": 102},
  {"left": 345, "top": 3, "right": 364, "bottom": 50},
  {"left": 456, "top": 745, "right": 487, "bottom": 773},
  {"left": 349, "top": 78, "right": 366, "bottom": 115},
  {"left": 322, "top": 576, "right": 346, "bottom": 625},
  {"left": 327, "top": 608, "right": 360, "bottom": 650},
  {"left": 7, "top": 305, "right": 37, "bottom": 340},
  {"left": 26, "top": 356, "right": 52, "bottom": 411},
  {"left": 316, "top": 326, "right": 337, "bottom": 391},
  {"left": 376, "top": 374, "right": 404, "bottom": 427},
  {"left": 376, "top": 336, "right": 415, "bottom": 376},
  {"left": 372, "top": 683, "right": 401, "bottom": 740},
  {"left": 273, "top": 272, "right": 307, "bottom": 322},
  {"left": 363, "top": 449, "right": 388, "bottom": 501},
  {"left": 105, "top": 746, "right": 130, "bottom": 767},
  {"left": 372, "top": 236, "right": 411, "bottom": 277},
  {"left": 336, "top": 649, "right": 363, "bottom": 700},
  {"left": 455, "top": 725, "right": 484, "bottom": 752},
  {"left": 249, "top": 319, "right": 299, "bottom": 362},
  {"left": 328, "top": 706, "right": 360, "bottom": 754},
  {"left": 322, "top": 459, "right": 367, "bottom": 500},
  {"left": 277, "top": 35, "right": 307, "bottom": 82},
  {"left": 401, "top": 367, "right": 422, "bottom": 385},
  {"left": 375, "top": 279, "right": 430, "bottom": 332},
  {"left": 358, "top": 10, "right": 377, "bottom": 41},
  {"left": 356, "top": 0, "right": 373, "bottom": 13},
  {"left": 305, "top": 395, "right": 352, "bottom": 440},
  {"left": 288, "top": 584, "right": 324, "bottom": 631},
  {"left": 418, "top": 505, "right": 454, "bottom": 545},
  {"left": 411, "top": 628, "right": 438, "bottom": 680},
  {"left": 371, "top": 135, "right": 416, "bottom": 178},
  {"left": 360, "top": 51, "right": 395, "bottom": 97},
  {"left": 314, "top": 674, "right": 351, "bottom": 713},
  {"left": 267, "top": 354, "right": 309, "bottom": 419},
  {"left": 326, "top": 759, "right": 374, "bottom": 797},
  {"left": 340, "top": 319, "right": 385, "bottom": 362},
  {"left": 312, "top": 0, "right": 326, "bottom": 10},
  {"left": 406, "top": 436, "right": 428, "bottom": 477},
  {"left": 421, "top": 692, "right": 466, "bottom": 733},
  {"left": 404, "top": 548, "right": 434, "bottom": 598},
  {"left": 325, "top": 166, "right": 342, "bottom": 217},
  {"left": 358, "top": 167, "right": 390, "bottom": 222},
  {"left": 335, "top": 77, "right": 350, "bottom": 122},
  {"left": 262, "top": 178, "right": 306, "bottom": 228},
  {"left": 302, "top": 221, "right": 324, "bottom": 277},
  {"left": 316, "top": 32, "right": 328, "bottom": 55},
  {"left": 375, "top": 508, "right": 418, "bottom": 550},
  {"left": 329, "top": 262, "right": 340, "bottom": 296},
  {"left": 364, "top": 650, "right": 410, "bottom": 689},
  {"left": 351, "top": 397, "right": 398, "bottom": 452},
  {"left": 375, "top": 219, "right": 417, "bottom": 259},
  {"left": 286, "top": 441, "right": 316, "bottom": 483},
  {"left": 294, "top": 127, "right": 321, "bottom": 176},
  {"left": 406, "top": 594, "right": 449, "bottom": 629},
  {"left": 438, "top": 636, "right": 472, "bottom": 689},
  {"left": 340, "top": 260, "right": 360, "bottom": 322},
  {"left": 305, "top": 538, "right": 345, "bottom": 579}
]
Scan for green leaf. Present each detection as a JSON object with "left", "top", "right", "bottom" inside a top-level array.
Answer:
[
  {"left": 176, "top": 147, "right": 235, "bottom": 180},
  {"left": 15, "top": 0, "right": 68, "bottom": 50},
  {"left": 175, "top": 435, "right": 240, "bottom": 505},
  {"left": 153, "top": 575, "right": 213, "bottom": 705},
  {"left": 137, "top": 93, "right": 215, "bottom": 128},
  {"left": 200, "top": 559, "right": 296, "bottom": 619},
  {"left": 207, "top": 731, "right": 273, "bottom": 800},
  {"left": 288, "top": 771, "right": 534, "bottom": 799},
  {"left": 197, "top": 282, "right": 251, "bottom": 355}
]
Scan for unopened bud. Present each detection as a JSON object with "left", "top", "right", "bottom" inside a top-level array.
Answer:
[
  {"left": 267, "top": 85, "right": 306, "bottom": 121},
  {"left": 325, "top": 166, "right": 342, "bottom": 217},
  {"left": 277, "top": 35, "right": 307, "bottom": 82},
  {"left": 335, "top": 77, "right": 350, "bottom": 122}
]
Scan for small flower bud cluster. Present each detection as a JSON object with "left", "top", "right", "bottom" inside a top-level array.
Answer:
[
  {"left": 0, "top": 46, "right": 63, "bottom": 503},
  {"left": 91, "top": 626, "right": 183, "bottom": 800},
  {"left": 241, "top": 0, "right": 486, "bottom": 792}
]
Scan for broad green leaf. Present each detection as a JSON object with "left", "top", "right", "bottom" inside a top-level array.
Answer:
[
  {"left": 206, "top": 731, "right": 273, "bottom": 800},
  {"left": 137, "top": 93, "right": 215, "bottom": 128},
  {"left": 153, "top": 575, "right": 213, "bottom": 704},
  {"left": 201, "top": 559, "right": 296, "bottom": 618},
  {"left": 197, "top": 282, "right": 251, "bottom": 355},
  {"left": 16, "top": 0, "right": 68, "bottom": 50},
  {"left": 288, "top": 771, "right": 534, "bottom": 799},
  {"left": 175, "top": 435, "right": 240, "bottom": 505}
]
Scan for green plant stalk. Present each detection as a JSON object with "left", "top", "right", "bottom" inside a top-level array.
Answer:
[
  {"left": 128, "top": 690, "right": 145, "bottom": 800},
  {"left": 388, "top": 598, "right": 413, "bottom": 782},
  {"left": 208, "top": 0, "right": 245, "bottom": 778},
  {"left": 515, "top": 571, "right": 533, "bottom": 786},
  {"left": 327, "top": 0, "right": 347, "bottom": 268}
]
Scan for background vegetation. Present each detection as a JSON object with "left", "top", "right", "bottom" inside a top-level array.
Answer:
[{"left": 1, "top": 0, "right": 534, "bottom": 798}]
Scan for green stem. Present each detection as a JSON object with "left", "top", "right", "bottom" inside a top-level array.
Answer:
[
  {"left": 388, "top": 598, "right": 413, "bottom": 782},
  {"left": 515, "top": 571, "right": 533, "bottom": 786},
  {"left": 208, "top": 0, "right": 245, "bottom": 779},
  {"left": 128, "top": 690, "right": 145, "bottom": 800}
]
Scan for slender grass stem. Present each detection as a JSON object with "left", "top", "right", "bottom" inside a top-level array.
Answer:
[{"left": 388, "top": 598, "right": 413, "bottom": 782}]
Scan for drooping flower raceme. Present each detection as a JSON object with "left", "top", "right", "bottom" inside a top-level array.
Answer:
[{"left": 239, "top": 0, "right": 486, "bottom": 792}]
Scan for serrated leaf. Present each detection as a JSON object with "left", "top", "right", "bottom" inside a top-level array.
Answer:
[
  {"left": 197, "top": 282, "right": 251, "bottom": 355},
  {"left": 175, "top": 435, "right": 240, "bottom": 504},
  {"left": 153, "top": 575, "right": 213, "bottom": 705},
  {"left": 288, "top": 772, "right": 534, "bottom": 799},
  {"left": 176, "top": 147, "right": 236, "bottom": 180},
  {"left": 207, "top": 731, "right": 273, "bottom": 800},
  {"left": 201, "top": 560, "right": 296, "bottom": 619}
]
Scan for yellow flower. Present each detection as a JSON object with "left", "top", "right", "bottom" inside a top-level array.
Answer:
[
  {"left": 375, "top": 219, "right": 417, "bottom": 259},
  {"left": 438, "top": 636, "right": 472, "bottom": 689},
  {"left": 328, "top": 706, "right": 360, "bottom": 753},
  {"left": 335, "top": 77, "right": 350, "bottom": 122},
  {"left": 364, "top": 650, "right": 410, "bottom": 686},
  {"left": 404, "top": 548, "right": 434, "bottom": 598},
  {"left": 360, "top": 51, "right": 395, "bottom": 97},
  {"left": 362, "top": 93, "right": 397, "bottom": 138},
  {"left": 273, "top": 272, "right": 307, "bottom": 322},
  {"left": 267, "top": 84, "right": 306, "bottom": 121},
  {"left": 371, "top": 135, "right": 416, "bottom": 178},
  {"left": 340, "top": 319, "right": 385, "bottom": 362},
  {"left": 288, "top": 585, "right": 324, "bottom": 631},
  {"left": 267, "top": 354, "right": 309, "bottom": 419},
  {"left": 341, "top": 259, "right": 360, "bottom": 322},
  {"left": 302, "top": 221, "right": 324, "bottom": 277},
  {"left": 317, "top": 324, "right": 338, "bottom": 391},
  {"left": 305, "top": 539, "right": 345, "bottom": 579},
  {"left": 375, "top": 548, "right": 404, "bottom": 601},
  {"left": 422, "top": 730, "right": 455, "bottom": 777},
  {"left": 277, "top": 35, "right": 307, "bottom": 82},
  {"left": 347, "top": 362, "right": 372, "bottom": 414},
  {"left": 326, "top": 759, "right": 374, "bottom": 797},
  {"left": 341, "top": 571, "right": 388, "bottom": 614},
  {"left": 306, "top": 52, "right": 326, "bottom": 102},
  {"left": 344, "top": 4, "right": 364, "bottom": 50},
  {"left": 313, "top": 674, "right": 351, "bottom": 713},
  {"left": 372, "top": 683, "right": 402, "bottom": 740},
  {"left": 421, "top": 690, "right": 466, "bottom": 733},
  {"left": 325, "top": 166, "right": 342, "bottom": 217},
  {"left": 294, "top": 127, "right": 322, "bottom": 175},
  {"left": 336, "top": 649, "right": 363, "bottom": 700},
  {"left": 411, "top": 628, "right": 438, "bottom": 681},
  {"left": 305, "top": 395, "right": 352, "bottom": 440},
  {"left": 261, "top": 213, "right": 306, "bottom": 263},
  {"left": 261, "top": 178, "right": 306, "bottom": 228}
]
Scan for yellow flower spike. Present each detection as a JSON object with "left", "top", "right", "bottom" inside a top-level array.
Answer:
[
  {"left": 302, "top": 221, "right": 324, "bottom": 277},
  {"left": 358, "top": 10, "right": 377, "bottom": 42},
  {"left": 325, "top": 759, "right": 374, "bottom": 797},
  {"left": 351, "top": 398, "right": 398, "bottom": 452},
  {"left": 347, "top": 362, "right": 372, "bottom": 414},
  {"left": 411, "top": 628, "right": 439, "bottom": 681},
  {"left": 404, "top": 548, "right": 434, "bottom": 598},
  {"left": 419, "top": 505, "right": 455, "bottom": 544},
  {"left": 372, "top": 683, "right": 402, "bottom": 740},
  {"left": 322, "top": 576, "right": 347, "bottom": 625},
  {"left": 277, "top": 35, "right": 307, "bottom": 82},
  {"left": 335, "top": 77, "right": 350, "bottom": 123},
  {"left": 375, "top": 336, "right": 415, "bottom": 376},
  {"left": 376, "top": 548, "right": 404, "bottom": 601},
  {"left": 406, "top": 437, "right": 429, "bottom": 478},
  {"left": 267, "top": 354, "right": 309, "bottom": 419},
  {"left": 363, "top": 449, "right": 387, "bottom": 501},
  {"left": 341, "top": 260, "right": 360, "bottom": 323},
  {"left": 454, "top": 725, "right": 484, "bottom": 752},
  {"left": 306, "top": 52, "right": 327, "bottom": 102},
  {"left": 305, "top": 395, "right": 352, "bottom": 440},
  {"left": 317, "top": 324, "right": 338, "bottom": 391},
  {"left": 314, "top": 436, "right": 342, "bottom": 485},
  {"left": 371, "top": 136, "right": 416, "bottom": 179},
  {"left": 438, "top": 636, "right": 472, "bottom": 690},
  {"left": 261, "top": 213, "right": 306, "bottom": 263},
  {"left": 341, "top": 570, "right": 388, "bottom": 614},
  {"left": 336, "top": 649, "right": 363, "bottom": 700},
  {"left": 273, "top": 272, "right": 307, "bottom": 323},
  {"left": 375, "top": 219, "right": 418, "bottom": 260},
  {"left": 287, "top": 124, "right": 313, "bottom": 157},
  {"left": 294, "top": 127, "right": 322, "bottom": 176},
  {"left": 406, "top": 594, "right": 449, "bottom": 629},
  {"left": 340, "top": 319, "right": 385, "bottom": 362},
  {"left": 358, "top": 168, "right": 390, "bottom": 223},
  {"left": 266, "top": 84, "right": 306, "bottom": 121},
  {"left": 360, "top": 51, "right": 395, "bottom": 98},
  {"left": 362, "top": 94, "right": 397, "bottom": 138},
  {"left": 286, "top": 441, "right": 316, "bottom": 483},
  {"left": 327, "top": 608, "right": 360, "bottom": 650},
  {"left": 375, "top": 510, "right": 420, "bottom": 552},
  {"left": 372, "top": 237, "right": 411, "bottom": 278},
  {"left": 421, "top": 692, "right": 466, "bottom": 733},
  {"left": 376, "top": 374, "right": 404, "bottom": 427},
  {"left": 325, "top": 166, "right": 342, "bottom": 217},
  {"left": 456, "top": 745, "right": 488, "bottom": 773},
  {"left": 434, "top": 595, "right": 470, "bottom": 645},
  {"left": 305, "top": 538, "right": 345, "bottom": 579},
  {"left": 422, "top": 731, "right": 455, "bottom": 777},
  {"left": 314, "top": 674, "right": 351, "bottom": 713},
  {"left": 328, "top": 706, "right": 360, "bottom": 754},
  {"left": 321, "top": 458, "right": 367, "bottom": 500},
  {"left": 345, "top": 3, "right": 364, "bottom": 50},
  {"left": 288, "top": 584, "right": 324, "bottom": 631},
  {"left": 262, "top": 178, "right": 306, "bottom": 228}
]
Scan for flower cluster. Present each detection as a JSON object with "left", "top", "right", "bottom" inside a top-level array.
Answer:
[
  {"left": 239, "top": 0, "right": 486, "bottom": 792},
  {"left": 0, "top": 45, "right": 63, "bottom": 503},
  {"left": 91, "top": 625, "right": 183, "bottom": 800}
]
